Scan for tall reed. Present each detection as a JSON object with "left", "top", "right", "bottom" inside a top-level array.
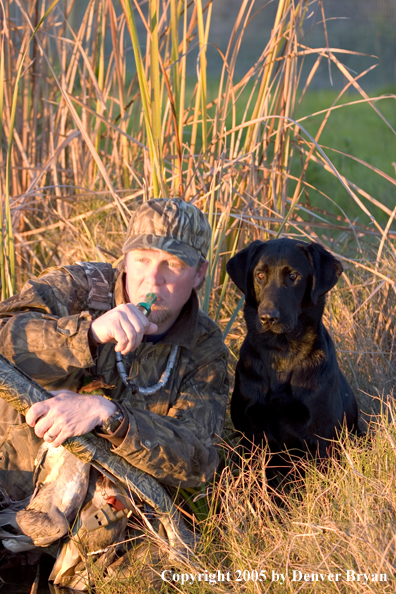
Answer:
[
  {"left": 1, "top": 1, "right": 395, "bottom": 589},
  {"left": 0, "top": 0, "right": 394, "bottom": 402},
  {"left": 1, "top": 0, "right": 394, "bottom": 304}
]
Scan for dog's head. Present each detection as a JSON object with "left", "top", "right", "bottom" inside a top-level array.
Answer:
[{"left": 226, "top": 238, "right": 343, "bottom": 334}]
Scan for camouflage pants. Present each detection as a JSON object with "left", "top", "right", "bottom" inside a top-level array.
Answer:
[
  {"left": 49, "top": 468, "right": 169, "bottom": 590},
  {"left": 0, "top": 400, "right": 41, "bottom": 503}
]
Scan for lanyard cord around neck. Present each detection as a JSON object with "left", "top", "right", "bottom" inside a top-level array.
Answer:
[
  {"left": 115, "top": 294, "right": 179, "bottom": 395},
  {"left": 115, "top": 345, "right": 179, "bottom": 395}
]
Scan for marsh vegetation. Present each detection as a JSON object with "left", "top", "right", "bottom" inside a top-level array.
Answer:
[{"left": 0, "top": 0, "right": 395, "bottom": 591}]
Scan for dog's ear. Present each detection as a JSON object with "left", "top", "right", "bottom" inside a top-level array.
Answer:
[
  {"left": 226, "top": 240, "right": 264, "bottom": 295},
  {"left": 305, "top": 242, "right": 343, "bottom": 304}
]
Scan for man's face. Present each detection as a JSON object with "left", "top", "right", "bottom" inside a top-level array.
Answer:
[{"left": 124, "top": 248, "right": 208, "bottom": 333}]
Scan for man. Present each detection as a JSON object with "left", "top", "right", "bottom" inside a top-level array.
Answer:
[{"left": 0, "top": 198, "right": 228, "bottom": 512}]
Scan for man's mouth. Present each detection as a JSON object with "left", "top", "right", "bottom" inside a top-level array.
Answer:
[
  {"left": 151, "top": 297, "right": 163, "bottom": 306},
  {"left": 140, "top": 293, "right": 161, "bottom": 304},
  {"left": 152, "top": 302, "right": 168, "bottom": 310}
]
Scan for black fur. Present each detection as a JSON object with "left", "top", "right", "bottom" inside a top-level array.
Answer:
[{"left": 227, "top": 238, "right": 358, "bottom": 462}]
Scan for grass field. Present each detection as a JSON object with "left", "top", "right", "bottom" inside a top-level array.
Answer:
[
  {"left": 0, "top": 0, "right": 395, "bottom": 591},
  {"left": 295, "top": 89, "right": 396, "bottom": 225},
  {"left": 199, "top": 81, "right": 396, "bottom": 228}
]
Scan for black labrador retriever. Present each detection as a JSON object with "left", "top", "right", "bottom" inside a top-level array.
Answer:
[{"left": 226, "top": 238, "right": 358, "bottom": 463}]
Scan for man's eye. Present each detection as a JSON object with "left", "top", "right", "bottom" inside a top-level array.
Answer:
[{"left": 135, "top": 258, "right": 151, "bottom": 266}]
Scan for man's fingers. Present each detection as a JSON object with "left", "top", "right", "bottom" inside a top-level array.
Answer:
[
  {"left": 34, "top": 416, "right": 56, "bottom": 439},
  {"left": 114, "top": 310, "right": 151, "bottom": 353},
  {"left": 50, "top": 429, "right": 68, "bottom": 448},
  {"left": 113, "top": 326, "right": 130, "bottom": 353},
  {"left": 113, "top": 318, "right": 136, "bottom": 353},
  {"left": 43, "top": 428, "right": 58, "bottom": 443},
  {"left": 90, "top": 304, "right": 157, "bottom": 352},
  {"left": 26, "top": 401, "right": 49, "bottom": 427},
  {"left": 116, "top": 318, "right": 158, "bottom": 352},
  {"left": 146, "top": 322, "right": 158, "bottom": 335},
  {"left": 25, "top": 392, "right": 113, "bottom": 443}
]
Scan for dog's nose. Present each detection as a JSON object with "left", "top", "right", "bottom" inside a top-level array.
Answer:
[{"left": 260, "top": 309, "right": 280, "bottom": 323}]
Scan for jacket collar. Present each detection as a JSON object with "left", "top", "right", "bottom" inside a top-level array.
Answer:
[{"left": 113, "top": 269, "right": 199, "bottom": 349}]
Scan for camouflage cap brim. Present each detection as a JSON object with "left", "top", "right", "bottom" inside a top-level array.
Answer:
[
  {"left": 122, "top": 198, "right": 211, "bottom": 267},
  {"left": 122, "top": 234, "right": 202, "bottom": 267}
]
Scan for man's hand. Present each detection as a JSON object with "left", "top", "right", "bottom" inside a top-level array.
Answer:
[
  {"left": 26, "top": 390, "right": 117, "bottom": 447},
  {"left": 90, "top": 304, "right": 158, "bottom": 354}
]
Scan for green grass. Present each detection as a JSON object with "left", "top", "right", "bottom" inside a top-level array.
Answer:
[
  {"left": 294, "top": 89, "right": 396, "bottom": 226},
  {"left": 186, "top": 80, "right": 396, "bottom": 230}
]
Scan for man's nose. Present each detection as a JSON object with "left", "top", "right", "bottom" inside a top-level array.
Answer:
[{"left": 145, "top": 263, "right": 164, "bottom": 285}]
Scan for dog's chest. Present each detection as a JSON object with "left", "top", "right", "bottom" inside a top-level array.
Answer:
[
  {"left": 267, "top": 362, "right": 293, "bottom": 390},
  {"left": 266, "top": 351, "right": 306, "bottom": 389},
  {"left": 272, "top": 369, "right": 291, "bottom": 385}
]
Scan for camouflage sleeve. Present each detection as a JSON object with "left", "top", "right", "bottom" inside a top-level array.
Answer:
[
  {"left": 0, "top": 267, "right": 94, "bottom": 385},
  {"left": 112, "top": 340, "right": 229, "bottom": 488}
]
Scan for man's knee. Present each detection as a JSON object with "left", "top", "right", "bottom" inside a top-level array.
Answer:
[{"left": 0, "top": 400, "right": 41, "bottom": 501}]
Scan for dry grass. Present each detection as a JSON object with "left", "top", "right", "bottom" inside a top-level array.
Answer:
[
  {"left": 90, "top": 412, "right": 396, "bottom": 593},
  {"left": 0, "top": 0, "right": 396, "bottom": 591}
]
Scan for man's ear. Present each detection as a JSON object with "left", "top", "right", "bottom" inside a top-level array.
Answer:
[
  {"left": 226, "top": 240, "right": 264, "bottom": 295},
  {"left": 193, "top": 260, "right": 209, "bottom": 289},
  {"left": 305, "top": 242, "right": 343, "bottom": 304}
]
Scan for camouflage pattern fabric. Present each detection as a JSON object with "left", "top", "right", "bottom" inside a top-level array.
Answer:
[
  {"left": 0, "top": 264, "right": 229, "bottom": 502},
  {"left": 122, "top": 198, "right": 212, "bottom": 267},
  {"left": 0, "top": 355, "right": 199, "bottom": 557}
]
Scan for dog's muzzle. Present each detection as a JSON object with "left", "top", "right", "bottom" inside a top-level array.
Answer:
[
  {"left": 258, "top": 305, "right": 295, "bottom": 334},
  {"left": 259, "top": 308, "right": 280, "bottom": 324}
]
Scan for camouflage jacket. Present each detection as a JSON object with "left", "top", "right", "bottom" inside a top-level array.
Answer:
[{"left": 0, "top": 263, "right": 229, "bottom": 501}]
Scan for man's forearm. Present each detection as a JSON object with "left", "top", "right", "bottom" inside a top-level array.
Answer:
[{"left": 109, "top": 398, "right": 224, "bottom": 489}]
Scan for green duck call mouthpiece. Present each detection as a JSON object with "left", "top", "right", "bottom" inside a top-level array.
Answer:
[{"left": 137, "top": 293, "right": 157, "bottom": 317}]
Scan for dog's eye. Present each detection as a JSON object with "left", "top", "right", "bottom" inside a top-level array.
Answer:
[
  {"left": 256, "top": 271, "right": 265, "bottom": 280},
  {"left": 289, "top": 273, "right": 298, "bottom": 281}
]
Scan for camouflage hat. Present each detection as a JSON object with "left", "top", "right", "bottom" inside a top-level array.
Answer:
[{"left": 122, "top": 198, "right": 212, "bottom": 267}]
